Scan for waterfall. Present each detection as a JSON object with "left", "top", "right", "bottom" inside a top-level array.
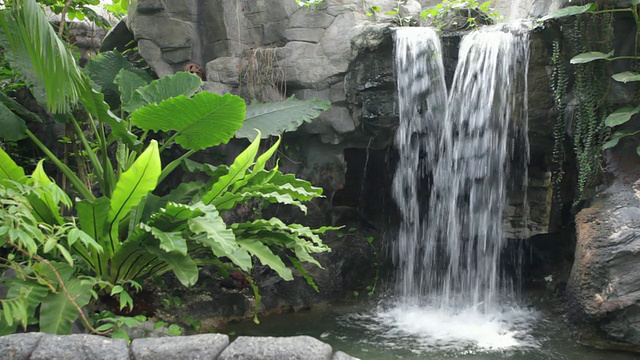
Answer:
[
  {"left": 392, "top": 26, "right": 530, "bottom": 312},
  {"left": 392, "top": 27, "right": 448, "bottom": 299}
]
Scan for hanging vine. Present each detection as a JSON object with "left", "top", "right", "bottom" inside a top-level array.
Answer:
[
  {"left": 550, "top": 40, "right": 568, "bottom": 206},
  {"left": 567, "top": 12, "right": 613, "bottom": 205}
]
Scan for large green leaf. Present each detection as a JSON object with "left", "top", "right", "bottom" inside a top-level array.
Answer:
[
  {"left": 250, "top": 171, "right": 323, "bottom": 200},
  {"left": 603, "top": 129, "right": 640, "bottom": 149},
  {"left": 0, "top": 0, "right": 85, "bottom": 113},
  {"left": 77, "top": 197, "right": 110, "bottom": 244},
  {"left": 124, "top": 72, "right": 204, "bottom": 113},
  {"left": 109, "top": 235, "right": 160, "bottom": 283},
  {"left": 145, "top": 245, "right": 198, "bottom": 287},
  {"left": 27, "top": 160, "right": 67, "bottom": 225},
  {"left": 570, "top": 50, "right": 615, "bottom": 64},
  {"left": 107, "top": 140, "right": 161, "bottom": 252},
  {"left": 115, "top": 69, "right": 149, "bottom": 108},
  {"left": 189, "top": 207, "right": 238, "bottom": 255},
  {"left": 131, "top": 92, "right": 245, "bottom": 151},
  {"left": 79, "top": 83, "right": 137, "bottom": 147},
  {"left": 1, "top": 280, "right": 49, "bottom": 333},
  {"left": 612, "top": 71, "right": 640, "bottom": 83},
  {"left": 0, "top": 101, "right": 26, "bottom": 141},
  {"left": 201, "top": 133, "right": 261, "bottom": 204},
  {"left": 254, "top": 136, "right": 281, "bottom": 174},
  {"left": 0, "top": 146, "right": 26, "bottom": 181},
  {"left": 539, "top": 3, "right": 597, "bottom": 21},
  {"left": 604, "top": 106, "right": 640, "bottom": 126},
  {"left": 238, "top": 239, "right": 293, "bottom": 280},
  {"left": 212, "top": 190, "right": 306, "bottom": 213},
  {"left": 0, "top": 91, "right": 42, "bottom": 124},
  {"left": 236, "top": 96, "right": 331, "bottom": 140},
  {"left": 141, "top": 224, "right": 187, "bottom": 256},
  {"left": 77, "top": 197, "right": 111, "bottom": 274},
  {"left": 86, "top": 50, "right": 152, "bottom": 108},
  {"left": 39, "top": 278, "right": 92, "bottom": 334}
]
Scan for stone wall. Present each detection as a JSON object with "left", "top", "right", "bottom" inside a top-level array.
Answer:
[{"left": 0, "top": 332, "right": 358, "bottom": 360}]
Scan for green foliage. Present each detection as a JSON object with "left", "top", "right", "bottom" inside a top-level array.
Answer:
[
  {"left": 364, "top": 0, "right": 417, "bottom": 26},
  {"left": 550, "top": 41, "right": 568, "bottom": 206},
  {"left": 0, "top": 175, "right": 101, "bottom": 334},
  {"left": 35, "top": 0, "right": 110, "bottom": 28},
  {"left": 0, "top": 0, "right": 86, "bottom": 114},
  {"left": 546, "top": 2, "right": 640, "bottom": 203},
  {"left": 104, "top": 0, "right": 131, "bottom": 17},
  {"left": 86, "top": 51, "right": 153, "bottom": 109},
  {"left": 539, "top": 4, "right": 597, "bottom": 22},
  {"left": 420, "top": 0, "right": 502, "bottom": 31},
  {"left": 294, "top": 0, "right": 324, "bottom": 9},
  {"left": 131, "top": 92, "right": 245, "bottom": 151},
  {"left": 0, "top": 0, "right": 334, "bottom": 337},
  {"left": 237, "top": 96, "right": 331, "bottom": 140}
]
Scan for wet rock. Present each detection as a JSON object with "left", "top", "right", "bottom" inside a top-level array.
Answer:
[
  {"left": 567, "top": 138, "right": 640, "bottom": 352},
  {"left": 218, "top": 336, "right": 333, "bottom": 360},
  {"left": 332, "top": 351, "right": 361, "bottom": 360},
  {"left": 130, "top": 334, "right": 229, "bottom": 360}
]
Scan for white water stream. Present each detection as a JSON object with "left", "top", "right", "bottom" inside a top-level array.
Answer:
[{"left": 383, "top": 25, "right": 533, "bottom": 353}]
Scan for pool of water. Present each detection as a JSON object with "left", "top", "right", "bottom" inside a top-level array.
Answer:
[{"left": 218, "top": 299, "right": 638, "bottom": 360}]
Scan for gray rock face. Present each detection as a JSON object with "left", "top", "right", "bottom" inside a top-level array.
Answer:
[
  {"left": 131, "top": 333, "right": 229, "bottom": 360},
  {"left": 567, "top": 139, "right": 640, "bottom": 352},
  {"left": 218, "top": 336, "right": 333, "bottom": 360}
]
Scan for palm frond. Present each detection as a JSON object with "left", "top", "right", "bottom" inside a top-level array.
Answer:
[{"left": 0, "top": 0, "right": 85, "bottom": 114}]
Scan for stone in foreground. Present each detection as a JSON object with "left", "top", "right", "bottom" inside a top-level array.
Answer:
[
  {"left": 130, "top": 333, "right": 229, "bottom": 360},
  {"left": 219, "top": 335, "right": 333, "bottom": 360}
]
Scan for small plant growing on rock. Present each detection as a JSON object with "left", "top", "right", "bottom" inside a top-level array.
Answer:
[{"left": 421, "top": 0, "right": 502, "bottom": 31}]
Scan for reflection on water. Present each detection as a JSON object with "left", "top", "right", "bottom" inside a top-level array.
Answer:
[{"left": 219, "top": 300, "right": 638, "bottom": 360}]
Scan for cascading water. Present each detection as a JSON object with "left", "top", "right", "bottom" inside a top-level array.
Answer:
[
  {"left": 423, "top": 27, "right": 531, "bottom": 312},
  {"left": 369, "top": 25, "right": 535, "bottom": 353},
  {"left": 392, "top": 27, "right": 448, "bottom": 299}
]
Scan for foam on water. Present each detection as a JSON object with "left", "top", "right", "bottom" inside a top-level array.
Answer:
[{"left": 343, "top": 300, "right": 540, "bottom": 355}]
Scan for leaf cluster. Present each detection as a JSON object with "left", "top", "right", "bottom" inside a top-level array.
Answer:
[{"left": 420, "top": 0, "right": 502, "bottom": 31}]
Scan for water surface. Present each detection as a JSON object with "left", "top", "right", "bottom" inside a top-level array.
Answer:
[{"left": 219, "top": 301, "right": 638, "bottom": 360}]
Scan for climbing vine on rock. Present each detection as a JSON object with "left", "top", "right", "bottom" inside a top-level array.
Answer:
[
  {"left": 544, "top": 2, "right": 640, "bottom": 205},
  {"left": 550, "top": 40, "right": 568, "bottom": 206},
  {"left": 570, "top": 14, "right": 613, "bottom": 204}
]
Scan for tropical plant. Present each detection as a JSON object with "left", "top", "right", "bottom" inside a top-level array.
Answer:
[
  {"left": 420, "top": 0, "right": 502, "bottom": 31},
  {"left": 365, "top": 0, "right": 418, "bottom": 26},
  {"left": 0, "top": 0, "right": 334, "bottom": 334}
]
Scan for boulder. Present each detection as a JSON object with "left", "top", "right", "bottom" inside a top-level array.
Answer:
[
  {"left": 567, "top": 138, "right": 640, "bottom": 352},
  {"left": 218, "top": 336, "right": 333, "bottom": 360},
  {"left": 30, "top": 334, "right": 129, "bottom": 360},
  {"left": 0, "top": 332, "right": 44, "bottom": 360},
  {"left": 332, "top": 351, "right": 361, "bottom": 360},
  {"left": 130, "top": 334, "right": 229, "bottom": 360}
]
